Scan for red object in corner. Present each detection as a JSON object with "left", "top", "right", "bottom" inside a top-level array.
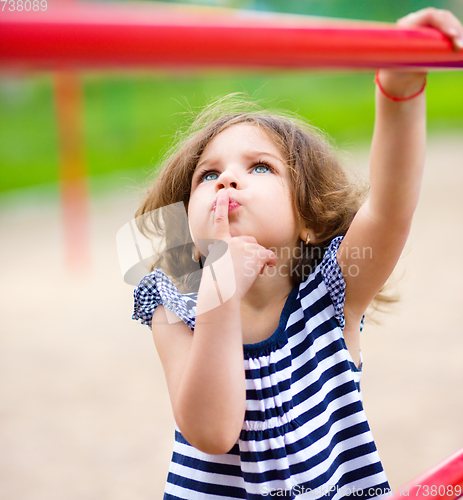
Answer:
[{"left": 389, "top": 448, "right": 463, "bottom": 500}]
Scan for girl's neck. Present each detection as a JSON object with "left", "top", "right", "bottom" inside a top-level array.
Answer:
[
  {"left": 239, "top": 272, "right": 294, "bottom": 345},
  {"left": 241, "top": 270, "right": 294, "bottom": 314}
]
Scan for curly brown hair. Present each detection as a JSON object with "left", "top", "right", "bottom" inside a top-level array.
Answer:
[{"left": 135, "top": 94, "right": 369, "bottom": 295}]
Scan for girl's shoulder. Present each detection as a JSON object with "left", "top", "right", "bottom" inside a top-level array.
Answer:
[
  {"left": 132, "top": 268, "right": 197, "bottom": 330},
  {"left": 305, "top": 236, "right": 347, "bottom": 329}
]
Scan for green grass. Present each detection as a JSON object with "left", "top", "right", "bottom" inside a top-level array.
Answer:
[{"left": 0, "top": 70, "right": 462, "bottom": 193}]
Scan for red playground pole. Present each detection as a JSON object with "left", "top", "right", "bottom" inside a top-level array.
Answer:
[
  {"left": 390, "top": 448, "right": 463, "bottom": 500},
  {"left": 54, "top": 71, "right": 90, "bottom": 271},
  {"left": 1, "top": 1, "right": 463, "bottom": 71}
]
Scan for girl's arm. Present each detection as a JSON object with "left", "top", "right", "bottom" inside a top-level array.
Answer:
[
  {"left": 152, "top": 192, "right": 275, "bottom": 455},
  {"left": 338, "top": 9, "right": 463, "bottom": 350},
  {"left": 152, "top": 286, "right": 244, "bottom": 455}
]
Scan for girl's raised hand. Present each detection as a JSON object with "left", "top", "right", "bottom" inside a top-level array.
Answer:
[
  {"left": 208, "top": 191, "right": 276, "bottom": 301},
  {"left": 376, "top": 8, "right": 462, "bottom": 99},
  {"left": 397, "top": 7, "right": 463, "bottom": 51}
]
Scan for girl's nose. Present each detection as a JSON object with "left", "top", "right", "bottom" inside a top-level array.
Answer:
[{"left": 216, "top": 169, "right": 240, "bottom": 191}]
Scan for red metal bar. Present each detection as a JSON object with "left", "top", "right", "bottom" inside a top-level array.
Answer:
[
  {"left": 1, "top": 2, "right": 462, "bottom": 71},
  {"left": 390, "top": 448, "right": 463, "bottom": 500}
]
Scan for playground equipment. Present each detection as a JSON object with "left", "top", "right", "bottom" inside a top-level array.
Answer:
[
  {"left": 1, "top": 2, "right": 463, "bottom": 70},
  {"left": 389, "top": 447, "right": 463, "bottom": 500}
]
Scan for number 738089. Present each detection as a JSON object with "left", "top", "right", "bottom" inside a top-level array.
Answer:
[{"left": 2, "top": 0, "right": 47, "bottom": 11}]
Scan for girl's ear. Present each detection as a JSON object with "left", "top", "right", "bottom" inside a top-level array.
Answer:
[
  {"left": 191, "top": 245, "right": 201, "bottom": 263},
  {"left": 299, "top": 228, "right": 316, "bottom": 245}
]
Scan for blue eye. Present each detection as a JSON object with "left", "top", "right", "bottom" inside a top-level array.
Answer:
[
  {"left": 201, "top": 172, "right": 219, "bottom": 182},
  {"left": 253, "top": 164, "right": 271, "bottom": 174}
]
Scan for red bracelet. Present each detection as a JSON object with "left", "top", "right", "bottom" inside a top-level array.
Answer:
[{"left": 374, "top": 70, "right": 427, "bottom": 102}]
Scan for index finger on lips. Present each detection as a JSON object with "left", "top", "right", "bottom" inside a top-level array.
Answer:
[{"left": 213, "top": 191, "right": 231, "bottom": 240}]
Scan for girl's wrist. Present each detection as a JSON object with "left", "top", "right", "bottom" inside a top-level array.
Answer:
[{"left": 375, "top": 69, "right": 427, "bottom": 101}]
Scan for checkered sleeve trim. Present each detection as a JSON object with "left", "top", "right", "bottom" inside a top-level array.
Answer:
[
  {"left": 132, "top": 269, "right": 197, "bottom": 331},
  {"left": 320, "top": 236, "right": 346, "bottom": 330}
]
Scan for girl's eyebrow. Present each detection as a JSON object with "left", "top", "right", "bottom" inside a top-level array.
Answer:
[
  {"left": 245, "top": 151, "right": 286, "bottom": 166},
  {"left": 196, "top": 150, "right": 285, "bottom": 171},
  {"left": 195, "top": 157, "right": 213, "bottom": 170}
]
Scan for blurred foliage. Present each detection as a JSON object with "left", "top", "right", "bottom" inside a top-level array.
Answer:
[
  {"left": 0, "top": 70, "right": 462, "bottom": 193},
  {"left": 154, "top": 0, "right": 463, "bottom": 21}
]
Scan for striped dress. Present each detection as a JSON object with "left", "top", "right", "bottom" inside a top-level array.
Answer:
[{"left": 133, "top": 237, "right": 390, "bottom": 500}]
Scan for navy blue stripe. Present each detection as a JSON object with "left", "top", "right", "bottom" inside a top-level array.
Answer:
[
  {"left": 289, "top": 418, "right": 370, "bottom": 463},
  {"left": 284, "top": 446, "right": 384, "bottom": 499},
  {"left": 292, "top": 359, "right": 352, "bottom": 409},
  {"left": 294, "top": 459, "right": 385, "bottom": 500},
  {"left": 296, "top": 384, "right": 361, "bottom": 428},
  {"left": 291, "top": 334, "right": 346, "bottom": 388},
  {"left": 285, "top": 313, "right": 306, "bottom": 342},
  {"left": 164, "top": 493, "right": 185, "bottom": 500},
  {"left": 242, "top": 464, "right": 293, "bottom": 485},
  {"left": 171, "top": 452, "right": 242, "bottom": 478},
  {"left": 245, "top": 352, "right": 292, "bottom": 380},
  {"left": 245, "top": 399, "right": 293, "bottom": 422},
  {"left": 289, "top": 425, "right": 375, "bottom": 476},
  {"left": 287, "top": 319, "right": 315, "bottom": 359},
  {"left": 299, "top": 269, "right": 323, "bottom": 298},
  {"left": 302, "top": 295, "right": 334, "bottom": 334},
  {"left": 174, "top": 430, "right": 190, "bottom": 445},
  {"left": 246, "top": 376, "right": 291, "bottom": 402},
  {"left": 290, "top": 312, "right": 338, "bottom": 364},
  {"left": 338, "top": 463, "right": 387, "bottom": 490},
  {"left": 167, "top": 472, "right": 247, "bottom": 498}
]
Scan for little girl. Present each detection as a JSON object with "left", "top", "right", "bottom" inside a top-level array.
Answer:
[{"left": 132, "top": 9, "right": 463, "bottom": 500}]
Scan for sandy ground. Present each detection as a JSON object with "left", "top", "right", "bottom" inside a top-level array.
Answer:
[{"left": 0, "top": 133, "right": 462, "bottom": 500}]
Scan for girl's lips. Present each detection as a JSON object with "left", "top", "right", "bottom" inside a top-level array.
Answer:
[{"left": 212, "top": 198, "right": 241, "bottom": 212}]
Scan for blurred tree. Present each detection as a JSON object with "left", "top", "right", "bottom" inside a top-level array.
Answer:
[
  {"left": 252, "top": 0, "right": 450, "bottom": 21},
  {"left": 153, "top": 0, "right": 463, "bottom": 21}
]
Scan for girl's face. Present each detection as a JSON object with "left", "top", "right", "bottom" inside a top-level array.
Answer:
[{"left": 188, "top": 123, "right": 304, "bottom": 254}]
